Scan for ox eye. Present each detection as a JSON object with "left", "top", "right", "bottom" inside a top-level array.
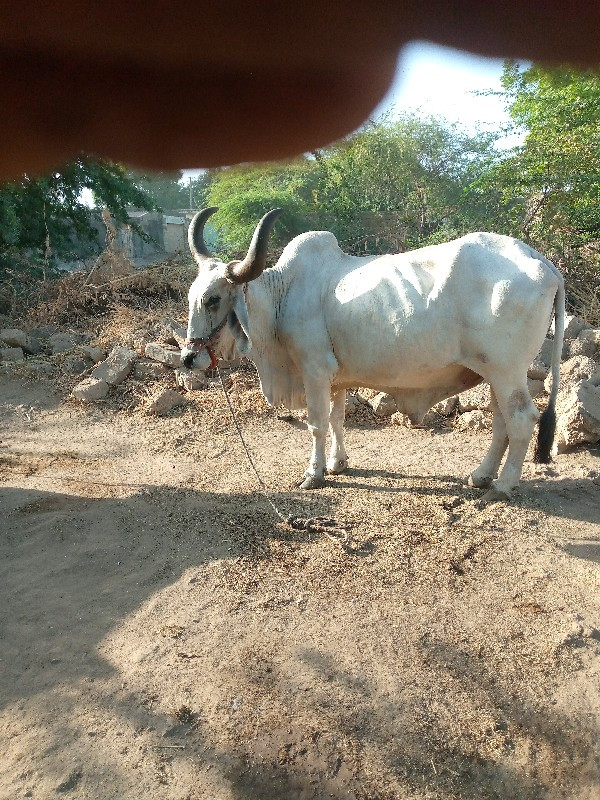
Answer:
[{"left": 205, "top": 295, "right": 220, "bottom": 308}]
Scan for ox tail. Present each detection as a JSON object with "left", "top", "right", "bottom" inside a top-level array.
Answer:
[{"left": 533, "top": 276, "right": 565, "bottom": 463}]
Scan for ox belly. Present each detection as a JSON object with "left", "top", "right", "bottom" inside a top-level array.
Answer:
[{"left": 334, "top": 362, "right": 483, "bottom": 424}]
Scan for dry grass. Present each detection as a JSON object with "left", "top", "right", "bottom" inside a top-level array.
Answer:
[
  {"left": 19, "top": 250, "right": 195, "bottom": 332},
  {"left": 6, "top": 237, "right": 600, "bottom": 333},
  {"left": 562, "top": 246, "right": 600, "bottom": 327},
  {"left": 568, "top": 277, "right": 600, "bottom": 327}
]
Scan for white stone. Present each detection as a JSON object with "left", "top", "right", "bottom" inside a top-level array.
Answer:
[
  {"left": 434, "top": 396, "right": 459, "bottom": 416},
  {"left": 458, "top": 383, "right": 492, "bottom": 413},
  {"left": 72, "top": 377, "right": 110, "bottom": 402},
  {"left": 546, "top": 355, "right": 598, "bottom": 395},
  {"left": 145, "top": 388, "right": 185, "bottom": 415},
  {"left": 0, "top": 328, "right": 29, "bottom": 349},
  {"left": 133, "top": 359, "right": 171, "bottom": 381},
  {"left": 1, "top": 346, "right": 24, "bottom": 362},
  {"left": 81, "top": 346, "right": 106, "bottom": 363},
  {"left": 564, "top": 338, "right": 598, "bottom": 359},
  {"left": 527, "top": 378, "right": 546, "bottom": 399},
  {"left": 91, "top": 346, "right": 137, "bottom": 385},
  {"left": 578, "top": 328, "right": 600, "bottom": 348},
  {"left": 176, "top": 368, "right": 207, "bottom": 391},
  {"left": 555, "top": 381, "right": 600, "bottom": 452},
  {"left": 455, "top": 410, "right": 491, "bottom": 432},
  {"left": 370, "top": 392, "right": 397, "bottom": 417},
  {"left": 48, "top": 332, "right": 77, "bottom": 354},
  {"left": 527, "top": 359, "right": 549, "bottom": 381},
  {"left": 144, "top": 342, "right": 181, "bottom": 368}
]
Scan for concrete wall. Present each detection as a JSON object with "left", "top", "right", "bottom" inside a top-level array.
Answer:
[
  {"left": 116, "top": 211, "right": 166, "bottom": 266},
  {"left": 163, "top": 216, "right": 188, "bottom": 254},
  {"left": 56, "top": 209, "right": 220, "bottom": 271}
]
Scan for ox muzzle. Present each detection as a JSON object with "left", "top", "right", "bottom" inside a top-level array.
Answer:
[
  {"left": 181, "top": 338, "right": 218, "bottom": 370},
  {"left": 182, "top": 313, "right": 230, "bottom": 369}
]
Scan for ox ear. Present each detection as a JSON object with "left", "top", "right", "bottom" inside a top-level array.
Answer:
[{"left": 228, "top": 291, "right": 252, "bottom": 355}]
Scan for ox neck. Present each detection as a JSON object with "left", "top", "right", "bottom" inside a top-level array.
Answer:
[{"left": 248, "top": 267, "right": 288, "bottom": 305}]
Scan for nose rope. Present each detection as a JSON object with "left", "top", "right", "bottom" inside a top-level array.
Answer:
[
  {"left": 185, "top": 313, "right": 229, "bottom": 350},
  {"left": 185, "top": 314, "right": 230, "bottom": 369},
  {"left": 216, "top": 365, "right": 351, "bottom": 548}
]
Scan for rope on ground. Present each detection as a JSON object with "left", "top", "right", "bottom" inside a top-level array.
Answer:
[{"left": 217, "top": 367, "right": 351, "bottom": 547}]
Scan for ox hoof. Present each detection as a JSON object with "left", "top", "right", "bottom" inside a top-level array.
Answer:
[
  {"left": 481, "top": 486, "right": 510, "bottom": 503},
  {"left": 467, "top": 473, "right": 493, "bottom": 490},
  {"left": 297, "top": 474, "right": 326, "bottom": 490},
  {"left": 327, "top": 458, "right": 348, "bottom": 475}
]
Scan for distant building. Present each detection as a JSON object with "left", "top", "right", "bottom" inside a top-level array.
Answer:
[
  {"left": 120, "top": 209, "right": 218, "bottom": 266},
  {"left": 55, "top": 208, "right": 218, "bottom": 271},
  {"left": 163, "top": 215, "right": 188, "bottom": 254},
  {"left": 116, "top": 210, "right": 165, "bottom": 265}
]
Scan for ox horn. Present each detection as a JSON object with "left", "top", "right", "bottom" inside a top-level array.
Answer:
[
  {"left": 188, "top": 206, "right": 219, "bottom": 262},
  {"left": 225, "top": 208, "right": 282, "bottom": 284}
]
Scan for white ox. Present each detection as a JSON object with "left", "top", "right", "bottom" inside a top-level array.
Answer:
[{"left": 182, "top": 208, "right": 564, "bottom": 500}]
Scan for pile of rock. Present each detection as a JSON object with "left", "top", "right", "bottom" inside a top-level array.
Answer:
[
  {"left": 0, "top": 326, "right": 74, "bottom": 360},
  {"left": 0, "top": 320, "right": 211, "bottom": 416},
  {"left": 2, "top": 314, "right": 600, "bottom": 442},
  {"left": 70, "top": 318, "right": 210, "bottom": 415},
  {"left": 551, "top": 354, "right": 600, "bottom": 452},
  {"left": 0, "top": 326, "right": 99, "bottom": 376},
  {"left": 354, "top": 315, "right": 600, "bottom": 454}
]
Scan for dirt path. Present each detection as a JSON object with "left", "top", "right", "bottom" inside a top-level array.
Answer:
[{"left": 1, "top": 372, "right": 599, "bottom": 799}]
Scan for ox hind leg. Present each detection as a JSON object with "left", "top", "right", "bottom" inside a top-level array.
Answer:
[
  {"left": 327, "top": 389, "right": 349, "bottom": 475},
  {"left": 480, "top": 378, "right": 539, "bottom": 500},
  {"left": 468, "top": 387, "right": 508, "bottom": 490}
]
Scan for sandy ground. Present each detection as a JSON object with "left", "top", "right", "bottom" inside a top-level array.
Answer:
[{"left": 1, "top": 369, "right": 600, "bottom": 800}]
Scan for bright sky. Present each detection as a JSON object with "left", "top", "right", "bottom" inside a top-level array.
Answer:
[{"left": 376, "top": 41, "right": 513, "bottom": 135}]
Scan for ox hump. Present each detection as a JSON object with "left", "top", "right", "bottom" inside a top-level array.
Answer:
[{"left": 282, "top": 230, "right": 342, "bottom": 261}]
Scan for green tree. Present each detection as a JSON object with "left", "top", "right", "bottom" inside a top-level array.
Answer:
[
  {"left": 207, "top": 159, "right": 318, "bottom": 254},
  {"left": 130, "top": 170, "right": 188, "bottom": 210},
  {"left": 492, "top": 63, "right": 600, "bottom": 254},
  {"left": 206, "top": 117, "right": 502, "bottom": 258},
  {"left": 477, "top": 62, "right": 600, "bottom": 320},
  {"left": 0, "top": 158, "right": 155, "bottom": 278},
  {"left": 315, "top": 115, "right": 501, "bottom": 253}
]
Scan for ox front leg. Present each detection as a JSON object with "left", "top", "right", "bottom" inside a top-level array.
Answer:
[
  {"left": 327, "top": 389, "right": 349, "bottom": 475},
  {"left": 299, "top": 377, "right": 332, "bottom": 489}
]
